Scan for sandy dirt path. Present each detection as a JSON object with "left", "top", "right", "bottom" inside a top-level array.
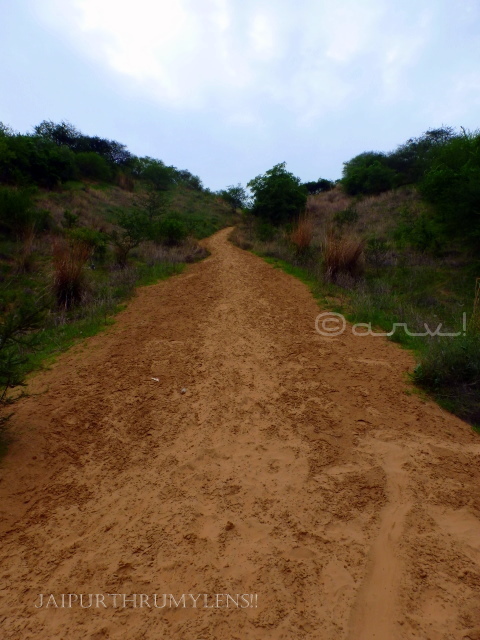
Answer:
[{"left": 1, "top": 227, "right": 479, "bottom": 640}]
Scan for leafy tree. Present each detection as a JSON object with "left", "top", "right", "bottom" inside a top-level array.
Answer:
[
  {"left": 77, "top": 136, "right": 132, "bottom": 166},
  {"left": 419, "top": 130, "right": 480, "bottom": 245},
  {"left": 131, "top": 157, "right": 176, "bottom": 191},
  {"left": 34, "top": 120, "right": 82, "bottom": 149},
  {"left": 342, "top": 127, "right": 456, "bottom": 195},
  {"left": 0, "top": 134, "right": 77, "bottom": 187},
  {"left": 34, "top": 120, "right": 132, "bottom": 167},
  {"left": 110, "top": 209, "right": 149, "bottom": 267},
  {"left": 135, "top": 187, "right": 168, "bottom": 222},
  {"left": 248, "top": 162, "right": 307, "bottom": 226},
  {"left": 386, "top": 127, "right": 456, "bottom": 185},
  {"left": 175, "top": 169, "right": 203, "bottom": 191},
  {"left": 303, "top": 178, "right": 334, "bottom": 195},
  {"left": 219, "top": 184, "right": 248, "bottom": 212},
  {"left": 342, "top": 152, "right": 397, "bottom": 195},
  {"left": 0, "top": 122, "right": 16, "bottom": 137},
  {"left": 0, "top": 187, "right": 36, "bottom": 237}
]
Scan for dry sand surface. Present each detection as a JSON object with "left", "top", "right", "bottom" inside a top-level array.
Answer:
[{"left": 1, "top": 227, "right": 479, "bottom": 640}]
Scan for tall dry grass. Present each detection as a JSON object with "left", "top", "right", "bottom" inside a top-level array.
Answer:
[
  {"left": 290, "top": 216, "right": 314, "bottom": 252},
  {"left": 14, "top": 226, "right": 36, "bottom": 274},
  {"left": 321, "top": 227, "right": 364, "bottom": 283},
  {"left": 306, "top": 185, "right": 423, "bottom": 241},
  {"left": 116, "top": 172, "right": 135, "bottom": 192},
  {"left": 52, "top": 239, "right": 92, "bottom": 309},
  {"left": 306, "top": 188, "right": 351, "bottom": 221},
  {"left": 35, "top": 186, "right": 136, "bottom": 229},
  {"left": 139, "top": 237, "right": 208, "bottom": 265}
]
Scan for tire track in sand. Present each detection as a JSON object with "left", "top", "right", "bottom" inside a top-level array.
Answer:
[
  {"left": 0, "top": 227, "right": 479, "bottom": 640},
  {"left": 347, "top": 439, "right": 412, "bottom": 640}
]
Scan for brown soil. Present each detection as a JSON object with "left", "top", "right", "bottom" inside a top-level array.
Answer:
[{"left": 1, "top": 228, "right": 479, "bottom": 640}]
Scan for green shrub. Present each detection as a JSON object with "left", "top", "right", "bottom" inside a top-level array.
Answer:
[
  {"left": 154, "top": 214, "right": 187, "bottom": 246},
  {"left": 66, "top": 227, "right": 108, "bottom": 261},
  {"left": 334, "top": 207, "right": 359, "bottom": 227},
  {"left": 342, "top": 153, "right": 398, "bottom": 195},
  {"left": 0, "top": 187, "right": 35, "bottom": 236},
  {"left": 75, "top": 152, "right": 112, "bottom": 182},
  {"left": 303, "top": 178, "right": 334, "bottom": 195},
  {"left": 110, "top": 208, "right": 149, "bottom": 267},
  {"left": 420, "top": 132, "right": 480, "bottom": 246},
  {"left": 35, "top": 208, "right": 54, "bottom": 232},
  {"left": 365, "top": 236, "right": 390, "bottom": 267},
  {"left": 0, "top": 132, "right": 77, "bottom": 187},
  {"left": 0, "top": 295, "right": 43, "bottom": 425},
  {"left": 414, "top": 334, "right": 480, "bottom": 389},
  {"left": 63, "top": 209, "right": 79, "bottom": 228},
  {"left": 393, "top": 206, "right": 441, "bottom": 252},
  {"left": 413, "top": 333, "right": 480, "bottom": 424},
  {"left": 134, "top": 158, "right": 176, "bottom": 191},
  {"left": 218, "top": 184, "right": 248, "bottom": 212},
  {"left": 256, "top": 220, "right": 277, "bottom": 242}
]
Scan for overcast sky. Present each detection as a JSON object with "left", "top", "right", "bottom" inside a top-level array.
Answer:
[{"left": 2, "top": 0, "right": 480, "bottom": 190}]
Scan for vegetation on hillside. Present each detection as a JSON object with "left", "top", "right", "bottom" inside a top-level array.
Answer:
[
  {"left": 232, "top": 132, "right": 480, "bottom": 428},
  {"left": 0, "top": 120, "right": 233, "bottom": 440}
]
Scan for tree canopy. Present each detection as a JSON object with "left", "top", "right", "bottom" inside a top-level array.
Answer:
[{"left": 248, "top": 162, "right": 307, "bottom": 226}]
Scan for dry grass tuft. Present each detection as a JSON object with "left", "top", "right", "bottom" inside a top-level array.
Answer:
[
  {"left": 116, "top": 172, "right": 135, "bottom": 192},
  {"left": 14, "top": 226, "right": 36, "bottom": 274},
  {"left": 321, "top": 227, "right": 365, "bottom": 283},
  {"left": 228, "top": 225, "right": 254, "bottom": 251},
  {"left": 306, "top": 187, "right": 351, "bottom": 222},
  {"left": 139, "top": 237, "right": 208, "bottom": 265},
  {"left": 52, "top": 238, "right": 92, "bottom": 309},
  {"left": 290, "top": 216, "right": 314, "bottom": 252}
]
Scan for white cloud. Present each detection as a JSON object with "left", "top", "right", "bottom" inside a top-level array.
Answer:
[
  {"left": 318, "top": 0, "right": 385, "bottom": 64},
  {"left": 427, "top": 71, "right": 480, "bottom": 124},
  {"left": 38, "top": 0, "right": 247, "bottom": 106},
  {"left": 249, "top": 10, "right": 279, "bottom": 61},
  {"left": 34, "top": 0, "right": 441, "bottom": 121}
]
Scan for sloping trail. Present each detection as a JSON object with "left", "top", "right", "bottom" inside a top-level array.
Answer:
[{"left": 1, "top": 227, "right": 479, "bottom": 640}]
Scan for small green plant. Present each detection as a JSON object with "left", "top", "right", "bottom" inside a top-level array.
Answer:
[
  {"left": 110, "top": 208, "right": 149, "bottom": 268},
  {"left": 67, "top": 227, "right": 108, "bottom": 262},
  {"left": 394, "top": 206, "right": 440, "bottom": 252},
  {"left": 413, "top": 333, "right": 480, "bottom": 425},
  {"left": 256, "top": 220, "right": 277, "bottom": 242},
  {"left": 334, "top": 207, "right": 359, "bottom": 227},
  {"left": 63, "top": 209, "right": 79, "bottom": 228},
  {"left": 365, "top": 236, "right": 390, "bottom": 268}
]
